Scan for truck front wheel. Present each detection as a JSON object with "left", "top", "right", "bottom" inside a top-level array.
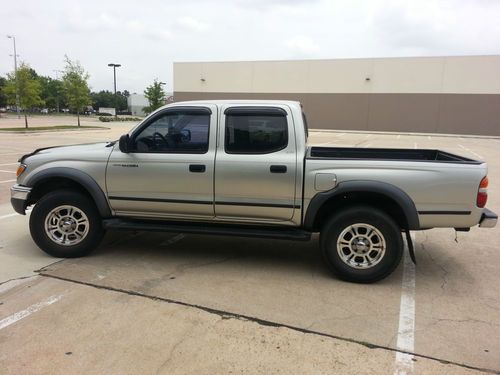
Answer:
[
  {"left": 320, "top": 206, "right": 403, "bottom": 283},
  {"left": 29, "top": 190, "right": 105, "bottom": 258}
]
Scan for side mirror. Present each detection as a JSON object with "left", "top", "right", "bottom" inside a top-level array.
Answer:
[{"left": 119, "top": 134, "right": 131, "bottom": 153}]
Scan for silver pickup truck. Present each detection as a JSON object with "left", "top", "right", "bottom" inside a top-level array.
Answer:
[{"left": 11, "top": 100, "right": 497, "bottom": 283}]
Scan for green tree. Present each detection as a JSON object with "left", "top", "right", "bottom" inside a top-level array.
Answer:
[
  {"left": 143, "top": 80, "right": 166, "bottom": 115},
  {"left": 4, "top": 62, "right": 44, "bottom": 128},
  {"left": 115, "top": 91, "right": 128, "bottom": 111},
  {"left": 62, "top": 56, "right": 91, "bottom": 126},
  {"left": 91, "top": 90, "right": 115, "bottom": 109},
  {"left": 38, "top": 76, "right": 64, "bottom": 111},
  {"left": 90, "top": 90, "right": 127, "bottom": 111},
  {"left": 0, "top": 76, "right": 8, "bottom": 108}
]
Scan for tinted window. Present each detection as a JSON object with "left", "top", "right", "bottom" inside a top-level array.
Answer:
[
  {"left": 133, "top": 111, "right": 209, "bottom": 153},
  {"left": 225, "top": 113, "right": 288, "bottom": 154}
]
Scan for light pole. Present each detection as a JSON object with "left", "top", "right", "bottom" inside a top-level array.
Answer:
[
  {"left": 108, "top": 63, "right": 121, "bottom": 119},
  {"left": 53, "top": 69, "right": 63, "bottom": 114},
  {"left": 7, "top": 35, "right": 20, "bottom": 119}
]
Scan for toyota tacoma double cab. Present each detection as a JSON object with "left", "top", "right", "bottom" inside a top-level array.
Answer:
[{"left": 11, "top": 100, "right": 498, "bottom": 283}]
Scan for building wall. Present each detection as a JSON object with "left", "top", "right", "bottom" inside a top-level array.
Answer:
[
  {"left": 127, "top": 94, "right": 149, "bottom": 117},
  {"left": 173, "top": 56, "right": 500, "bottom": 136}
]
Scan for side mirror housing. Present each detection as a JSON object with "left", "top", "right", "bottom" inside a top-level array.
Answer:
[{"left": 119, "top": 134, "right": 131, "bottom": 153}]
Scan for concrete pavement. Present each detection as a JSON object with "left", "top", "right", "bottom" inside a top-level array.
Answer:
[{"left": 1, "top": 115, "right": 499, "bottom": 374}]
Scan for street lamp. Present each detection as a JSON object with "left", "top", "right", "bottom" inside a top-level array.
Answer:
[
  {"left": 108, "top": 63, "right": 121, "bottom": 118},
  {"left": 6, "top": 35, "right": 20, "bottom": 119}
]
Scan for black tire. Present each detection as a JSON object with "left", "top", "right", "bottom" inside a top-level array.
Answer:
[
  {"left": 29, "top": 189, "right": 105, "bottom": 258},
  {"left": 320, "top": 205, "right": 403, "bottom": 283}
]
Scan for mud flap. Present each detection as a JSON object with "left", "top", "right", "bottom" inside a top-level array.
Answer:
[{"left": 405, "top": 229, "right": 416, "bottom": 264}]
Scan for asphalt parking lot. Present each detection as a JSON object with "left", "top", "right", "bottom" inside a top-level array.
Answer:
[{"left": 1, "top": 117, "right": 499, "bottom": 374}]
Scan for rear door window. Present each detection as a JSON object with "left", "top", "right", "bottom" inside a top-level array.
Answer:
[{"left": 225, "top": 108, "right": 288, "bottom": 154}]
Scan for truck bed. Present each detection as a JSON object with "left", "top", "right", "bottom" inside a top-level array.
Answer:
[{"left": 308, "top": 146, "right": 481, "bottom": 164}]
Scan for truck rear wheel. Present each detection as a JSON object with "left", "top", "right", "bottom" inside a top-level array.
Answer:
[
  {"left": 29, "top": 190, "right": 105, "bottom": 258},
  {"left": 320, "top": 206, "right": 403, "bottom": 283}
]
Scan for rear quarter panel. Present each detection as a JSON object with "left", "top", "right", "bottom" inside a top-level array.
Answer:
[{"left": 304, "top": 159, "right": 488, "bottom": 228}]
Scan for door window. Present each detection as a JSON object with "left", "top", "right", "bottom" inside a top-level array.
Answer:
[
  {"left": 133, "top": 110, "right": 210, "bottom": 153},
  {"left": 225, "top": 110, "right": 288, "bottom": 154}
]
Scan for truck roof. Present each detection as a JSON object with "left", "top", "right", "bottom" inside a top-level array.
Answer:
[{"left": 167, "top": 99, "right": 302, "bottom": 107}]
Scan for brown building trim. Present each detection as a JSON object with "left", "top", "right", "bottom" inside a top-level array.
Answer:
[{"left": 173, "top": 91, "right": 500, "bottom": 136}]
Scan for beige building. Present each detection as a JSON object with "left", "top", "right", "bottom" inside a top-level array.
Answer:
[{"left": 173, "top": 55, "right": 500, "bottom": 136}]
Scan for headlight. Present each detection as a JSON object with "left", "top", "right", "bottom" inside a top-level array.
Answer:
[{"left": 16, "top": 164, "right": 27, "bottom": 177}]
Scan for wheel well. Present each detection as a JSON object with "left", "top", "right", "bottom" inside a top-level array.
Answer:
[
  {"left": 28, "top": 177, "right": 94, "bottom": 206},
  {"left": 311, "top": 192, "right": 408, "bottom": 231}
]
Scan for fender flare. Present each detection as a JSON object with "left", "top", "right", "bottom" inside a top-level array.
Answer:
[
  {"left": 25, "top": 167, "right": 112, "bottom": 218},
  {"left": 303, "top": 180, "right": 420, "bottom": 230}
]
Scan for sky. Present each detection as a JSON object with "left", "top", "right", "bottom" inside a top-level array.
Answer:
[{"left": 1, "top": 0, "right": 500, "bottom": 93}]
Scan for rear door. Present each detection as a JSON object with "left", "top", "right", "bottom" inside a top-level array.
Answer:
[
  {"left": 214, "top": 105, "right": 298, "bottom": 222},
  {"left": 106, "top": 105, "right": 217, "bottom": 219}
]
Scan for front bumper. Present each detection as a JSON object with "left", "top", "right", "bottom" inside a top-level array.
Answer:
[
  {"left": 10, "top": 184, "right": 32, "bottom": 215},
  {"left": 479, "top": 208, "right": 498, "bottom": 228}
]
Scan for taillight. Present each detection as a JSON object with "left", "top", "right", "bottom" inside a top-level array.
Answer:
[{"left": 477, "top": 176, "right": 488, "bottom": 208}]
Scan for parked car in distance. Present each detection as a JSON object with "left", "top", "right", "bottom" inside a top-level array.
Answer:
[{"left": 11, "top": 100, "right": 497, "bottom": 283}]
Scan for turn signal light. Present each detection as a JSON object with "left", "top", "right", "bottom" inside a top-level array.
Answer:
[
  {"left": 479, "top": 176, "right": 489, "bottom": 189},
  {"left": 16, "top": 164, "right": 26, "bottom": 177}
]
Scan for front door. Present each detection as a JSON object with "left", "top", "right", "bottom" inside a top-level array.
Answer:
[{"left": 106, "top": 105, "right": 217, "bottom": 219}]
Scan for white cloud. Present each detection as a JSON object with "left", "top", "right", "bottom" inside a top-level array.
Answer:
[
  {"left": 285, "top": 35, "right": 320, "bottom": 56},
  {"left": 1, "top": 0, "right": 500, "bottom": 94},
  {"left": 178, "top": 17, "right": 209, "bottom": 32}
]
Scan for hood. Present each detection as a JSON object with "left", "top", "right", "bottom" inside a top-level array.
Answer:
[{"left": 20, "top": 141, "right": 116, "bottom": 163}]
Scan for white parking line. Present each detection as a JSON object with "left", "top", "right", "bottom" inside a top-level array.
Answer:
[
  {"left": 458, "top": 144, "right": 483, "bottom": 160},
  {"left": 0, "top": 163, "right": 18, "bottom": 166},
  {"left": 0, "top": 213, "right": 18, "bottom": 220},
  {"left": 0, "top": 152, "right": 24, "bottom": 156},
  {"left": 0, "top": 295, "right": 62, "bottom": 330},
  {"left": 0, "top": 179, "right": 16, "bottom": 184},
  {"left": 0, "top": 170, "right": 15, "bottom": 174},
  {"left": 394, "top": 233, "right": 416, "bottom": 375}
]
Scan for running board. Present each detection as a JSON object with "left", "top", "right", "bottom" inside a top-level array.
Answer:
[{"left": 103, "top": 218, "right": 312, "bottom": 241}]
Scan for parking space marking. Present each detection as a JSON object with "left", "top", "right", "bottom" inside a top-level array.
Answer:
[
  {"left": 394, "top": 233, "right": 416, "bottom": 375},
  {"left": 458, "top": 144, "right": 483, "bottom": 160},
  {"left": 0, "top": 163, "right": 18, "bottom": 166},
  {"left": 0, "top": 179, "right": 16, "bottom": 184},
  {"left": 0, "top": 169, "right": 15, "bottom": 174},
  {"left": 0, "top": 213, "right": 18, "bottom": 220},
  {"left": 0, "top": 295, "right": 62, "bottom": 330}
]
